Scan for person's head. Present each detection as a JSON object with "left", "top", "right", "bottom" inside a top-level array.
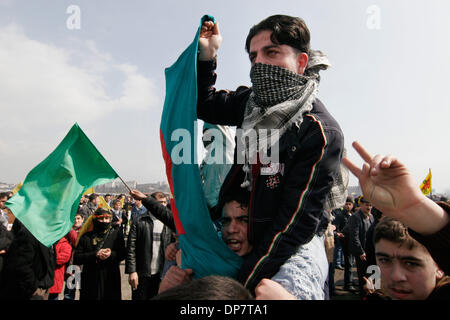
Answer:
[
  {"left": 104, "top": 194, "right": 111, "bottom": 202},
  {"left": 89, "top": 193, "right": 99, "bottom": 205},
  {"left": 245, "top": 15, "right": 310, "bottom": 74},
  {"left": 80, "top": 195, "right": 88, "bottom": 205},
  {"left": 152, "top": 192, "right": 168, "bottom": 207},
  {"left": 344, "top": 196, "right": 354, "bottom": 213},
  {"left": 373, "top": 217, "right": 445, "bottom": 300},
  {"left": 0, "top": 192, "right": 8, "bottom": 209},
  {"left": 92, "top": 208, "right": 112, "bottom": 232},
  {"left": 359, "top": 196, "right": 372, "bottom": 215},
  {"left": 74, "top": 213, "right": 84, "bottom": 229},
  {"left": 112, "top": 199, "right": 122, "bottom": 210},
  {"left": 152, "top": 275, "right": 253, "bottom": 300},
  {"left": 134, "top": 199, "right": 142, "bottom": 207},
  {"left": 220, "top": 193, "right": 252, "bottom": 257}
]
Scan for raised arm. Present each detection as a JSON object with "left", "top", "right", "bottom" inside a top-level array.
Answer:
[
  {"left": 198, "top": 20, "right": 222, "bottom": 61},
  {"left": 342, "top": 141, "right": 448, "bottom": 235}
]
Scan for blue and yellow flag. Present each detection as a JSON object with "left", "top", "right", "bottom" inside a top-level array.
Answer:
[{"left": 159, "top": 15, "right": 242, "bottom": 278}]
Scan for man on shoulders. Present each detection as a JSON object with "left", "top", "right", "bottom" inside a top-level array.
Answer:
[{"left": 196, "top": 14, "right": 344, "bottom": 296}]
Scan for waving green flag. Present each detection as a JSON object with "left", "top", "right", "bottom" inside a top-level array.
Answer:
[{"left": 5, "top": 123, "right": 119, "bottom": 247}]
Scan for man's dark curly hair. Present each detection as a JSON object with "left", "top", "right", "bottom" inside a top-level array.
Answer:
[{"left": 245, "top": 14, "right": 311, "bottom": 55}]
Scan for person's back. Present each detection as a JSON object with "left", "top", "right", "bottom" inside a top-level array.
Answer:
[{"left": 0, "top": 219, "right": 55, "bottom": 300}]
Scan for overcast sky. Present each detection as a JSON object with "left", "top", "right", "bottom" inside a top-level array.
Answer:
[{"left": 1, "top": 0, "right": 449, "bottom": 194}]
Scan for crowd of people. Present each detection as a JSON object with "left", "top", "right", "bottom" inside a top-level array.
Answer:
[
  {"left": 1, "top": 13, "right": 449, "bottom": 301},
  {"left": 0, "top": 191, "right": 173, "bottom": 300}
]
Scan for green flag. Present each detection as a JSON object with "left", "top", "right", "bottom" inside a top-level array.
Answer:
[{"left": 5, "top": 123, "right": 119, "bottom": 247}]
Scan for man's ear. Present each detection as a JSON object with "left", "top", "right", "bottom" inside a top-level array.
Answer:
[
  {"left": 434, "top": 262, "right": 445, "bottom": 280},
  {"left": 297, "top": 52, "right": 308, "bottom": 75},
  {"left": 436, "top": 265, "right": 444, "bottom": 280}
]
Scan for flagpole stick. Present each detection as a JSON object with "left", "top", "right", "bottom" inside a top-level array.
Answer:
[
  {"left": 430, "top": 168, "right": 432, "bottom": 199},
  {"left": 118, "top": 176, "right": 132, "bottom": 193}
]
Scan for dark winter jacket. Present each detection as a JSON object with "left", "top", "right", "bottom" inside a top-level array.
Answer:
[
  {"left": 347, "top": 210, "right": 374, "bottom": 257},
  {"left": 0, "top": 223, "right": 13, "bottom": 274},
  {"left": 125, "top": 197, "right": 174, "bottom": 277},
  {"left": 197, "top": 58, "right": 344, "bottom": 291},
  {"left": 0, "top": 219, "right": 55, "bottom": 300},
  {"left": 73, "top": 225, "right": 126, "bottom": 300},
  {"left": 409, "top": 202, "right": 450, "bottom": 278}
]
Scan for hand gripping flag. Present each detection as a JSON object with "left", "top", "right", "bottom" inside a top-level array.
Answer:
[
  {"left": 160, "top": 15, "right": 242, "bottom": 279},
  {"left": 5, "top": 123, "right": 119, "bottom": 247},
  {"left": 420, "top": 169, "right": 432, "bottom": 195}
]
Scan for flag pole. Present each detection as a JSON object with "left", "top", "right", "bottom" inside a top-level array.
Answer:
[
  {"left": 429, "top": 168, "right": 432, "bottom": 198},
  {"left": 118, "top": 176, "right": 132, "bottom": 193}
]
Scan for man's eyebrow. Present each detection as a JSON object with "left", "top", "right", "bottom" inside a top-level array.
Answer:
[
  {"left": 376, "top": 252, "right": 390, "bottom": 258},
  {"left": 249, "top": 44, "right": 280, "bottom": 55},
  {"left": 376, "top": 252, "right": 423, "bottom": 263},
  {"left": 223, "top": 215, "right": 248, "bottom": 220},
  {"left": 398, "top": 256, "right": 423, "bottom": 263}
]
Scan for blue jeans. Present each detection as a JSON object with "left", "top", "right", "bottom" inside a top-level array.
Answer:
[
  {"left": 333, "top": 237, "right": 344, "bottom": 267},
  {"left": 272, "top": 234, "right": 329, "bottom": 300}
]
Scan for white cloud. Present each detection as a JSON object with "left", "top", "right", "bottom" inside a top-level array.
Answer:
[
  {"left": 115, "top": 63, "right": 160, "bottom": 111},
  {"left": 0, "top": 24, "right": 160, "bottom": 133},
  {"left": 0, "top": 23, "right": 162, "bottom": 182}
]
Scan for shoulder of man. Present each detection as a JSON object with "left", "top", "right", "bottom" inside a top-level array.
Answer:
[{"left": 308, "top": 98, "right": 343, "bottom": 133}]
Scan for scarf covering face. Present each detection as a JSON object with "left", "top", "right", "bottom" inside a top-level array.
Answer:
[
  {"left": 92, "top": 220, "right": 112, "bottom": 247},
  {"left": 239, "top": 50, "right": 331, "bottom": 188},
  {"left": 238, "top": 50, "right": 348, "bottom": 211}
]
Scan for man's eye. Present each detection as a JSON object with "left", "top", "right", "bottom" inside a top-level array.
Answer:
[
  {"left": 404, "top": 261, "right": 420, "bottom": 268},
  {"left": 238, "top": 217, "right": 249, "bottom": 223}
]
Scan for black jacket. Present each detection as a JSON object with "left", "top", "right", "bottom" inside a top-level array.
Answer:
[
  {"left": 73, "top": 225, "right": 126, "bottom": 300},
  {"left": 0, "top": 219, "right": 55, "bottom": 300},
  {"left": 0, "top": 223, "right": 13, "bottom": 274},
  {"left": 125, "top": 197, "right": 174, "bottom": 277},
  {"left": 197, "top": 59, "right": 344, "bottom": 291},
  {"left": 347, "top": 210, "right": 374, "bottom": 257}
]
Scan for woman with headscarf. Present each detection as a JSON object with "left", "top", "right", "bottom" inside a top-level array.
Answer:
[{"left": 73, "top": 208, "right": 126, "bottom": 300}]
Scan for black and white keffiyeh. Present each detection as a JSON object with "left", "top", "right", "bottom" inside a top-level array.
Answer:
[
  {"left": 239, "top": 50, "right": 330, "bottom": 186},
  {"left": 238, "top": 50, "right": 348, "bottom": 210}
]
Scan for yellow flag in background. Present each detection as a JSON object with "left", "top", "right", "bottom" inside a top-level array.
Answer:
[
  {"left": 420, "top": 169, "right": 432, "bottom": 195},
  {"left": 82, "top": 186, "right": 95, "bottom": 196},
  {"left": 98, "top": 196, "right": 112, "bottom": 210},
  {"left": 12, "top": 181, "right": 23, "bottom": 195}
]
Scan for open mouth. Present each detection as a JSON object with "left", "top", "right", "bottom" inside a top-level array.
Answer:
[
  {"left": 389, "top": 287, "right": 412, "bottom": 299},
  {"left": 226, "top": 239, "right": 242, "bottom": 252}
]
